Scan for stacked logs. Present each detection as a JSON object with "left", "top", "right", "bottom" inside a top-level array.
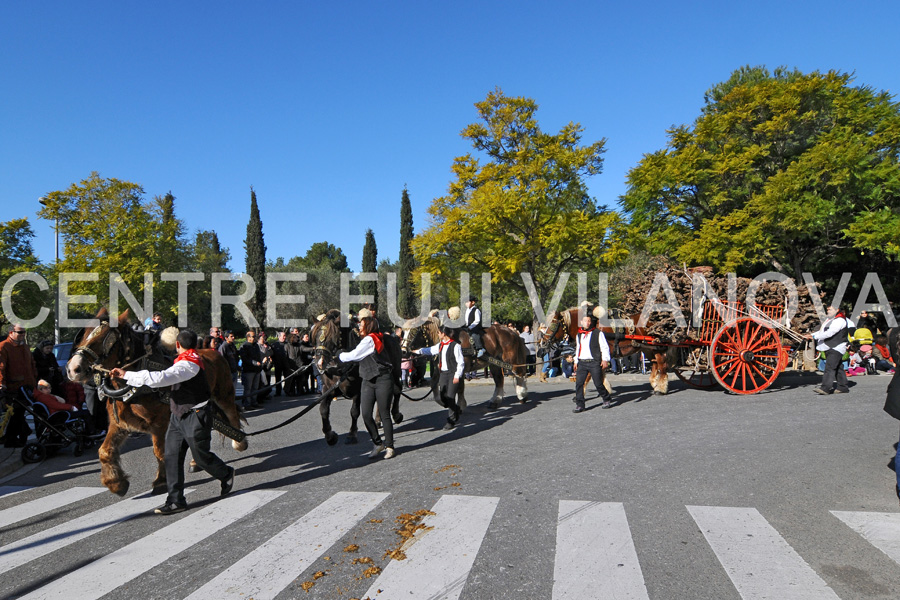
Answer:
[{"left": 619, "top": 265, "right": 823, "bottom": 344}]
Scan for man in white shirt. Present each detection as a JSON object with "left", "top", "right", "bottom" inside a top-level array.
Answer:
[
  {"left": 573, "top": 315, "right": 614, "bottom": 412},
  {"left": 464, "top": 296, "right": 485, "bottom": 358},
  {"left": 414, "top": 326, "right": 464, "bottom": 429},
  {"left": 520, "top": 325, "right": 536, "bottom": 375},
  {"left": 111, "top": 329, "right": 234, "bottom": 515},
  {"left": 805, "top": 305, "right": 854, "bottom": 395}
]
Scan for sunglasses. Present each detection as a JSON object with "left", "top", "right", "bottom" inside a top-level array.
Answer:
[{"left": 12, "top": 330, "right": 26, "bottom": 334}]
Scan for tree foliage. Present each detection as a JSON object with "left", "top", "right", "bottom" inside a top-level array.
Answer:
[
  {"left": 412, "top": 89, "right": 625, "bottom": 320},
  {"left": 244, "top": 187, "right": 267, "bottom": 319},
  {"left": 0, "top": 218, "right": 45, "bottom": 329},
  {"left": 398, "top": 187, "right": 416, "bottom": 317},
  {"left": 361, "top": 228, "right": 378, "bottom": 308},
  {"left": 621, "top": 66, "right": 900, "bottom": 278},
  {"left": 37, "top": 172, "right": 191, "bottom": 317}
]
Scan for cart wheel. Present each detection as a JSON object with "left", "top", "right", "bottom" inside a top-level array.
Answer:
[
  {"left": 711, "top": 317, "right": 783, "bottom": 394},
  {"left": 673, "top": 347, "right": 717, "bottom": 389},
  {"left": 21, "top": 442, "right": 46, "bottom": 464}
]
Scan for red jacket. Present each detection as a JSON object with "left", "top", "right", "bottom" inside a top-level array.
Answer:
[{"left": 33, "top": 388, "right": 79, "bottom": 415}]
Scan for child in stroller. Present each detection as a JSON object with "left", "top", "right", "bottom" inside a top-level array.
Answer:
[{"left": 7, "top": 381, "right": 100, "bottom": 463}]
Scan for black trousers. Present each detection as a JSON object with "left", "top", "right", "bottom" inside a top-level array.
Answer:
[
  {"left": 574, "top": 359, "right": 612, "bottom": 407},
  {"left": 361, "top": 372, "right": 395, "bottom": 448},
  {"left": 821, "top": 349, "right": 850, "bottom": 393},
  {"left": 164, "top": 405, "right": 230, "bottom": 506},
  {"left": 2, "top": 390, "right": 30, "bottom": 445},
  {"left": 438, "top": 371, "right": 462, "bottom": 423}
]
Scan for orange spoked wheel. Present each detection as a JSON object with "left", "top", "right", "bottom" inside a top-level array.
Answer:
[{"left": 710, "top": 318, "right": 783, "bottom": 394}]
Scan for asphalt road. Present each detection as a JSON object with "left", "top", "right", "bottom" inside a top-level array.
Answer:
[{"left": 1, "top": 370, "right": 899, "bottom": 600}]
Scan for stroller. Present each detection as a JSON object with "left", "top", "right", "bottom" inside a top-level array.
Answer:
[{"left": 4, "top": 387, "right": 97, "bottom": 464}]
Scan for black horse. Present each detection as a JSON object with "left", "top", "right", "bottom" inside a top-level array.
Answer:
[{"left": 310, "top": 309, "right": 402, "bottom": 446}]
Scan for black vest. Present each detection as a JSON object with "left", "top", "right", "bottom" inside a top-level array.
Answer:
[
  {"left": 822, "top": 318, "right": 849, "bottom": 350},
  {"left": 438, "top": 340, "right": 459, "bottom": 374},
  {"left": 359, "top": 337, "right": 392, "bottom": 380},
  {"left": 579, "top": 330, "right": 603, "bottom": 360},
  {"left": 172, "top": 364, "right": 210, "bottom": 406}
]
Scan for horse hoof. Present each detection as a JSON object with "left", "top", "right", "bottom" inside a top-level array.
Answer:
[
  {"left": 345, "top": 435, "right": 358, "bottom": 445},
  {"left": 653, "top": 391, "right": 664, "bottom": 396},
  {"left": 232, "top": 439, "right": 249, "bottom": 452},
  {"left": 325, "top": 431, "right": 339, "bottom": 446},
  {"left": 487, "top": 401, "right": 500, "bottom": 410},
  {"left": 392, "top": 412, "right": 404, "bottom": 424},
  {"left": 188, "top": 462, "right": 200, "bottom": 473},
  {"left": 110, "top": 480, "right": 130, "bottom": 497},
  {"left": 151, "top": 483, "right": 167, "bottom": 496}
]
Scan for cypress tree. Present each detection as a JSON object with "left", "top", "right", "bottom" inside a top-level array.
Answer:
[
  {"left": 398, "top": 187, "right": 415, "bottom": 317},
  {"left": 244, "top": 187, "right": 267, "bottom": 322},
  {"left": 361, "top": 228, "right": 378, "bottom": 308}
]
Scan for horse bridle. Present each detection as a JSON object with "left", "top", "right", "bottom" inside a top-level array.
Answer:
[{"left": 72, "top": 322, "right": 127, "bottom": 375}]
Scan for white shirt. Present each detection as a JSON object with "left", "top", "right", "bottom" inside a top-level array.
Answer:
[
  {"left": 574, "top": 329, "right": 611, "bottom": 365},
  {"left": 123, "top": 359, "right": 200, "bottom": 388},
  {"left": 419, "top": 340, "right": 465, "bottom": 379},
  {"left": 465, "top": 306, "right": 481, "bottom": 329},
  {"left": 520, "top": 331, "right": 536, "bottom": 356},
  {"left": 339, "top": 335, "right": 375, "bottom": 363},
  {"left": 812, "top": 316, "right": 853, "bottom": 354}
]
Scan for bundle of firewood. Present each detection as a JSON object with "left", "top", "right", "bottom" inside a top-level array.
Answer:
[{"left": 618, "top": 265, "right": 823, "bottom": 344}]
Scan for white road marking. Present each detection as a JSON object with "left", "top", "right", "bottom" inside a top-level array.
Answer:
[
  {"left": 832, "top": 510, "right": 900, "bottom": 565},
  {"left": 363, "top": 494, "right": 499, "bottom": 600},
  {"left": 552, "top": 501, "right": 650, "bottom": 599},
  {"left": 19, "top": 490, "right": 283, "bottom": 600},
  {"left": 0, "top": 490, "right": 193, "bottom": 572},
  {"left": 687, "top": 505, "right": 840, "bottom": 599},
  {"left": 185, "top": 491, "right": 389, "bottom": 600},
  {"left": 0, "top": 487, "right": 105, "bottom": 529}
]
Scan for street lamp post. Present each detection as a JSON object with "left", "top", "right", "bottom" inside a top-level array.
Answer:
[{"left": 38, "top": 197, "right": 60, "bottom": 344}]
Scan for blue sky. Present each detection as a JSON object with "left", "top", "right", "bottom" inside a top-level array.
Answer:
[{"left": 2, "top": 1, "right": 898, "bottom": 272}]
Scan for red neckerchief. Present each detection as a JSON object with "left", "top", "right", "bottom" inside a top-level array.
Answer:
[
  {"left": 175, "top": 348, "right": 204, "bottom": 369},
  {"left": 578, "top": 328, "right": 594, "bottom": 336},
  {"left": 368, "top": 332, "right": 384, "bottom": 354},
  {"left": 438, "top": 339, "right": 452, "bottom": 368}
]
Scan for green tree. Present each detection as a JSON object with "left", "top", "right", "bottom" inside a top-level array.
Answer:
[
  {"left": 361, "top": 228, "right": 378, "bottom": 308},
  {"left": 0, "top": 218, "right": 47, "bottom": 330},
  {"left": 244, "top": 187, "right": 267, "bottom": 322},
  {"left": 186, "top": 230, "right": 234, "bottom": 331},
  {"left": 398, "top": 187, "right": 416, "bottom": 317},
  {"left": 295, "top": 242, "right": 349, "bottom": 272},
  {"left": 412, "top": 88, "right": 625, "bottom": 321},
  {"left": 621, "top": 66, "right": 900, "bottom": 278},
  {"left": 37, "top": 172, "right": 191, "bottom": 320}
]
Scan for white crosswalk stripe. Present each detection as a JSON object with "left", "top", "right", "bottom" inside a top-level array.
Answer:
[
  {"left": 0, "top": 489, "right": 194, "bottom": 572},
  {"left": 687, "top": 505, "right": 841, "bottom": 600},
  {"left": 185, "top": 491, "right": 388, "bottom": 600},
  {"left": 362, "top": 494, "right": 500, "bottom": 600},
  {"left": 832, "top": 510, "right": 900, "bottom": 565},
  {"left": 19, "top": 490, "right": 283, "bottom": 600},
  {"left": 0, "top": 487, "right": 105, "bottom": 529},
  {"left": 552, "top": 501, "right": 650, "bottom": 600},
  {"left": 6, "top": 486, "right": 900, "bottom": 600}
]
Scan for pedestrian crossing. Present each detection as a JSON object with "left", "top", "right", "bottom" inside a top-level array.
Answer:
[{"left": 1, "top": 485, "right": 899, "bottom": 599}]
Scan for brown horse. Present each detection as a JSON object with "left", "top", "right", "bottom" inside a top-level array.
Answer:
[
  {"left": 66, "top": 309, "right": 248, "bottom": 496},
  {"left": 540, "top": 307, "right": 672, "bottom": 395},
  {"left": 401, "top": 314, "right": 528, "bottom": 409}
]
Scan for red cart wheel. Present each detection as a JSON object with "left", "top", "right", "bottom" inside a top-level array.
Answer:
[
  {"left": 673, "top": 346, "right": 717, "bottom": 389},
  {"left": 711, "top": 317, "right": 783, "bottom": 394}
]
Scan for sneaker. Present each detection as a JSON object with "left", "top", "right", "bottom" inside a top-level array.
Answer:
[
  {"left": 834, "top": 389, "right": 849, "bottom": 394},
  {"left": 368, "top": 444, "right": 385, "bottom": 459},
  {"left": 384, "top": 447, "right": 396, "bottom": 459},
  {"left": 813, "top": 388, "right": 830, "bottom": 395},
  {"left": 154, "top": 502, "right": 187, "bottom": 515},
  {"left": 220, "top": 467, "right": 235, "bottom": 497}
]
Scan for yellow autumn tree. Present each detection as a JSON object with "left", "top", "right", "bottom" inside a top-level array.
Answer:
[{"left": 412, "top": 89, "right": 625, "bottom": 320}]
